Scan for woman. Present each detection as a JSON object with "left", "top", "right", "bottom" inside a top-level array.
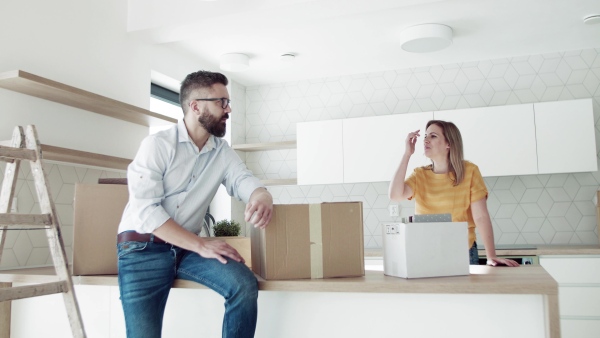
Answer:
[{"left": 389, "top": 120, "right": 518, "bottom": 267}]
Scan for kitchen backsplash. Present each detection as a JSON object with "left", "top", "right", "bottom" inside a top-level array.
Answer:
[
  {"left": 0, "top": 161, "right": 126, "bottom": 269},
  {"left": 241, "top": 47, "right": 600, "bottom": 249}
]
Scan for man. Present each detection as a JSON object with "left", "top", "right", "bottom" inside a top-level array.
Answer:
[{"left": 117, "top": 70, "right": 273, "bottom": 338}]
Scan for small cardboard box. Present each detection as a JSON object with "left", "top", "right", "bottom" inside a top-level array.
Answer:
[
  {"left": 72, "top": 183, "right": 252, "bottom": 275},
  {"left": 204, "top": 236, "right": 252, "bottom": 269},
  {"left": 251, "top": 202, "right": 365, "bottom": 280},
  {"left": 382, "top": 221, "right": 469, "bottom": 279}
]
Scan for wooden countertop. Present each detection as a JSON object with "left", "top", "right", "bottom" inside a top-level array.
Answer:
[
  {"left": 365, "top": 245, "right": 600, "bottom": 258},
  {"left": 483, "top": 245, "right": 600, "bottom": 256},
  {"left": 0, "top": 265, "right": 557, "bottom": 296}
]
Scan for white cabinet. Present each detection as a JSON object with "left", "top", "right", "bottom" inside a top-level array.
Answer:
[
  {"left": 297, "top": 119, "right": 344, "bottom": 185},
  {"left": 434, "top": 104, "right": 538, "bottom": 177},
  {"left": 540, "top": 255, "right": 600, "bottom": 338},
  {"left": 534, "top": 99, "right": 597, "bottom": 174},
  {"left": 343, "top": 112, "right": 433, "bottom": 183},
  {"left": 296, "top": 99, "right": 597, "bottom": 185}
]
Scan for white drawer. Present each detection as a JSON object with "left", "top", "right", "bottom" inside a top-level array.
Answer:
[
  {"left": 539, "top": 256, "right": 600, "bottom": 284},
  {"left": 559, "top": 286, "right": 600, "bottom": 317},
  {"left": 561, "top": 319, "right": 600, "bottom": 338}
]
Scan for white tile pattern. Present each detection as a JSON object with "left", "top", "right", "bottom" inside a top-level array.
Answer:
[
  {"left": 0, "top": 161, "right": 126, "bottom": 269},
  {"left": 244, "top": 48, "right": 600, "bottom": 249}
]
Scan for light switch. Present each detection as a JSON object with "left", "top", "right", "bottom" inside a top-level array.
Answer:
[{"left": 388, "top": 204, "right": 399, "bottom": 217}]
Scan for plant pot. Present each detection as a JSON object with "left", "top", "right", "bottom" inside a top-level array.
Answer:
[{"left": 204, "top": 236, "right": 251, "bottom": 269}]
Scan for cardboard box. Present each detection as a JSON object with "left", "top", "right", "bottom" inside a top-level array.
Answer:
[
  {"left": 72, "top": 183, "right": 128, "bottom": 275},
  {"left": 204, "top": 236, "right": 252, "bottom": 269},
  {"left": 382, "top": 221, "right": 469, "bottom": 279},
  {"left": 251, "top": 202, "right": 365, "bottom": 280},
  {"left": 72, "top": 183, "right": 252, "bottom": 275},
  {"left": 597, "top": 190, "right": 600, "bottom": 245}
]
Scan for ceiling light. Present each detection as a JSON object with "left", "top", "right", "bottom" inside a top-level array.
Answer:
[
  {"left": 399, "top": 24, "right": 453, "bottom": 53},
  {"left": 280, "top": 53, "right": 296, "bottom": 62},
  {"left": 583, "top": 15, "right": 600, "bottom": 25},
  {"left": 220, "top": 53, "right": 249, "bottom": 72}
]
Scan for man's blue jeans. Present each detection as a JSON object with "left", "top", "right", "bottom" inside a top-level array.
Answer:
[{"left": 117, "top": 240, "right": 258, "bottom": 338}]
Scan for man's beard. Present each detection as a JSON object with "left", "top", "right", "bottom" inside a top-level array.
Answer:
[{"left": 198, "top": 110, "right": 228, "bottom": 137}]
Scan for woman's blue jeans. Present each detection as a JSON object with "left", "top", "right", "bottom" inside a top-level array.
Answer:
[
  {"left": 469, "top": 242, "right": 479, "bottom": 265},
  {"left": 117, "top": 241, "right": 258, "bottom": 338}
]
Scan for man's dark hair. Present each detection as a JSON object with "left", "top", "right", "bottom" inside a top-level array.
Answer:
[{"left": 179, "top": 70, "right": 228, "bottom": 111}]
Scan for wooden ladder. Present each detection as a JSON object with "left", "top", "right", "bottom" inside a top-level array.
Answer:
[{"left": 0, "top": 125, "right": 86, "bottom": 337}]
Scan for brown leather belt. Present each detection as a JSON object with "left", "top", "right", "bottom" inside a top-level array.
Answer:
[{"left": 117, "top": 231, "right": 167, "bottom": 244}]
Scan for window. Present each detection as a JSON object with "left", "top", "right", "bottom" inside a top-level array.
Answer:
[{"left": 150, "top": 83, "right": 181, "bottom": 134}]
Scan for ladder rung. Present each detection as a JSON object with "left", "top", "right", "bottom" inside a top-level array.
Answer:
[
  {"left": 0, "top": 281, "right": 68, "bottom": 302},
  {"left": 0, "top": 213, "right": 53, "bottom": 226},
  {"left": 0, "top": 145, "right": 37, "bottom": 162}
]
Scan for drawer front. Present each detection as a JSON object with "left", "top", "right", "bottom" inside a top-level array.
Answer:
[
  {"left": 559, "top": 286, "right": 600, "bottom": 317},
  {"left": 539, "top": 256, "right": 600, "bottom": 284}
]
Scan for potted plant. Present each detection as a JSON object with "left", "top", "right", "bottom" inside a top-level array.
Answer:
[
  {"left": 206, "top": 219, "right": 252, "bottom": 268},
  {"left": 212, "top": 219, "right": 241, "bottom": 237}
]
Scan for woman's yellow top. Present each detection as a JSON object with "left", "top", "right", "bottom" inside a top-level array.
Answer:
[{"left": 405, "top": 161, "right": 488, "bottom": 248}]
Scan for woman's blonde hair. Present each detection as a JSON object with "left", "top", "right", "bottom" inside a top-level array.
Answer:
[{"left": 426, "top": 120, "right": 465, "bottom": 186}]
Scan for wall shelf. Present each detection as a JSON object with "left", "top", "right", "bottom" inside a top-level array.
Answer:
[
  {"left": 233, "top": 140, "right": 296, "bottom": 152},
  {"left": 262, "top": 178, "right": 297, "bottom": 186},
  {"left": 40, "top": 144, "right": 131, "bottom": 170},
  {"left": 232, "top": 141, "right": 297, "bottom": 186},
  {"left": 0, "top": 70, "right": 176, "bottom": 127},
  {"left": 1, "top": 140, "right": 132, "bottom": 171}
]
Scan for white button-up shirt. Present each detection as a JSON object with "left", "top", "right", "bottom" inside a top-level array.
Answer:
[{"left": 118, "top": 119, "right": 264, "bottom": 234}]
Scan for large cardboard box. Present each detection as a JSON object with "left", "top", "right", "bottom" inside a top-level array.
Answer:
[
  {"left": 382, "top": 221, "right": 469, "bottom": 279},
  {"left": 72, "top": 183, "right": 251, "bottom": 275},
  {"left": 251, "top": 202, "right": 365, "bottom": 280},
  {"left": 72, "top": 183, "right": 128, "bottom": 275}
]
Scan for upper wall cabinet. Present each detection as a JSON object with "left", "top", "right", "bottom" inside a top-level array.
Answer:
[
  {"left": 297, "top": 119, "right": 344, "bottom": 185},
  {"left": 534, "top": 99, "right": 597, "bottom": 174},
  {"left": 343, "top": 112, "right": 433, "bottom": 184},
  {"left": 434, "top": 104, "right": 538, "bottom": 177},
  {"left": 297, "top": 99, "right": 597, "bottom": 185}
]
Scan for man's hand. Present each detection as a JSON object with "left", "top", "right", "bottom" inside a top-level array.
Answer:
[
  {"left": 245, "top": 187, "right": 273, "bottom": 229},
  {"left": 153, "top": 220, "right": 244, "bottom": 264},
  {"left": 196, "top": 238, "right": 244, "bottom": 264}
]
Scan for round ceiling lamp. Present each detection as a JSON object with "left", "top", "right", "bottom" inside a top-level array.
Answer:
[
  {"left": 399, "top": 24, "right": 453, "bottom": 53},
  {"left": 220, "top": 53, "right": 249, "bottom": 72},
  {"left": 280, "top": 53, "right": 296, "bottom": 62},
  {"left": 583, "top": 15, "right": 600, "bottom": 25}
]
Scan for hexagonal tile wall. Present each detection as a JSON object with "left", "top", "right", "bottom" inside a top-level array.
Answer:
[{"left": 244, "top": 47, "right": 600, "bottom": 249}]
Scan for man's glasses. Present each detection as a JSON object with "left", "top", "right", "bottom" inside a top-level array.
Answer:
[{"left": 194, "top": 98, "right": 231, "bottom": 109}]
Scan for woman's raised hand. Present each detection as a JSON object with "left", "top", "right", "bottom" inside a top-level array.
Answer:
[{"left": 405, "top": 130, "right": 420, "bottom": 155}]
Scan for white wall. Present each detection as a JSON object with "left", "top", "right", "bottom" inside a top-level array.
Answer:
[
  {"left": 0, "top": 0, "right": 213, "bottom": 158},
  {"left": 0, "top": 0, "right": 233, "bottom": 269}
]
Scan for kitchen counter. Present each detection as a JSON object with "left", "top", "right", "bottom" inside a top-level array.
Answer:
[
  {"left": 1, "top": 265, "right": 560, "bottom": 338},
  {"left": 0, "top": 264, "right": 556, "bottom": 295},
  {"left": 365, "top": 245, "right": 600, "bottom": 258}
]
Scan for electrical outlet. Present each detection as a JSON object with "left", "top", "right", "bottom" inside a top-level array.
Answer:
[
  {"left": 388, "top": 204, "right": 399, "bottom": 217},
  {"left": 385, "top": 223, "right": 400, "bottom": 234}
]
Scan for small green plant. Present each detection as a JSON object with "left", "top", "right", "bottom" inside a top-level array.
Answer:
[{"left": 213, "top": 219, "right": 241, "bottom": 237}]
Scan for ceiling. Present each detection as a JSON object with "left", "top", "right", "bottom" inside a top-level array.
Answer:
[{"left": 129, "top": 0, "right": 600, "bottom": 88}]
